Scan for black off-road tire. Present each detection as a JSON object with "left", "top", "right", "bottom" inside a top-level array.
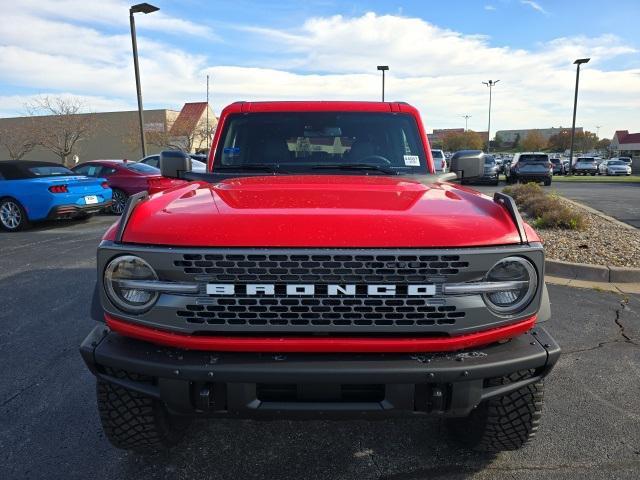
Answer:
[
  {"left": 543, "top": 178, "right": 552, "bottom": 186},
  {"left": 446, "top": 369, "right": 544, "bottom": 452},
  {"left": 96, "top": 369, "right": 191, "bottom": 453}
]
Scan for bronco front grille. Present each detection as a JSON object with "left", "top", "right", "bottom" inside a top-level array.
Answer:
[
  {"left": 177, "top": 297, "right": 465, "bottom": 328},
  {"left": 98, "top": 245, "right": 544, "bottom": 335},
  {"left": 174, "top": 253, "right": 469, "bottom": 283}
]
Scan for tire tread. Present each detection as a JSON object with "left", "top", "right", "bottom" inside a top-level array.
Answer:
[{"left": 96, "top": 368, "right": 190, "bottom": 452}]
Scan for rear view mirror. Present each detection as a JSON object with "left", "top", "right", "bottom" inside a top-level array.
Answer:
[
  {"left": 160, "top": 150, "right": 192, "bottom": 179},
  {"left": 449, "top": 150, "right": 485, "bottom": 180}
]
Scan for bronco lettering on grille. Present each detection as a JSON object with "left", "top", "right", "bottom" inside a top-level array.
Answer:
[{"left": 205, "top": 284, "right": 436, "bottom": 296}]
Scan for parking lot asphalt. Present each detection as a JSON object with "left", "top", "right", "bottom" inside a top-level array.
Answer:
[
  {"left": 1, "top": 216, "right": 639, "bottom": 480},
  {"left": 472, "top": 181, "right": 640, "bottom": 228}
]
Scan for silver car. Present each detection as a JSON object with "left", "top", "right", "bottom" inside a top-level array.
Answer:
[{"left": 598, "top": 159, "right": 632, "bottom": 176}]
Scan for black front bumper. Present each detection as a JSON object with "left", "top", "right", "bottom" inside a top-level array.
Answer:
[
  {"left": 47, "top": 201, "right": 112, "bottom": 219},
  {"left": 80, "top": 325, "right": 560, "bottom": 419}
]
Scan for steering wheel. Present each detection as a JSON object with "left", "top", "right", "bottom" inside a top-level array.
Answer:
[{"left": 358, "top": 155, "right": 392, "bottom": 166}]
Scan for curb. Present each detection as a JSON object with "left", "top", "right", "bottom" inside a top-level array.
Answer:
[
  {"left": 558, "top": 195, "right": 637, "bottom": 231},
  {"left": 545, "top": 259, "right": 640, "bottom": 283}
]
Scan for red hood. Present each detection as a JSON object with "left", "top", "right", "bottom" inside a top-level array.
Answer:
[{"left": 116, "top": 175, "right": 522, "bottom": 247}]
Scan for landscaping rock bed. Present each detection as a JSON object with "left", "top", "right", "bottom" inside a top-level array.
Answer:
[{"left": 536, "top": 199, "right": 640, "bottom": 268}]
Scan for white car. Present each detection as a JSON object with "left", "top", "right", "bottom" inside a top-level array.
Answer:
[
  {"left": 431, "top": 149, "right": 448, "bottom": 173},
  {"left": 612, "top": 156, "right": 633, "bottom": 167},
  {"left": 598, "top": 159, "right": 632, "bottom": 176}
]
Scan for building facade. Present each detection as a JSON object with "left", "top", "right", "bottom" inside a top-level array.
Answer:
[
  {"left": 0, "top": 103, "right": 216, "bottom": 165},
  {"left": 611, "top": 130, "right": 640, "bottom": 173},
  {"left": 495, "top": 127, "right": 583, "bottom": 144}
]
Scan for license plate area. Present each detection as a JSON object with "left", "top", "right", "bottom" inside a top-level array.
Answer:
[{"left": 85, "top": 195, "right": 98, "bottom": 204}]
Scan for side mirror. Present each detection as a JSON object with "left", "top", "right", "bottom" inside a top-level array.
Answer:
[
  {"left": 449, "top": 150, "right": 484, "bottom": 180},
  {"left": 160, "top": 150, "right": 192, "bottom": 179}
]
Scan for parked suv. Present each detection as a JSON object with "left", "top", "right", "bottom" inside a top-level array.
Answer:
[
  {"left": 431, "top": 149, "right": 447, "bottom": 173},
  {"left": 505, "top": 152, "right": 552, "bottom": 185},
  {"left": 572, "top": 157, "right": 598, "bottom": 176},
  {"left": 549, "top": 158, "right": 565, "bottom": 175},
  {"left": 80, "top": 101, "right": 559, "bottom": 454}
]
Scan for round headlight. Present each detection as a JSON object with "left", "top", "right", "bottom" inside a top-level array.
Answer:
[
  {"left": 104, "top": 255, "right": 158, "bottom": 313},
  {"left": 483, "top": 257, "right": 537, "bottom": 315}
]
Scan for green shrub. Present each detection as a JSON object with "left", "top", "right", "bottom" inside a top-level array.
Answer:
[
  {"left": 502, "top": 184, "right": 585, "bottom": 230},
  {"left": 533, "top": 208, "right": 585, "bottom": 230}
]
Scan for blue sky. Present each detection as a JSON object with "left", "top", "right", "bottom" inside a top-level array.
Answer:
[{"left": 1, "top": 0, "right": 639, "bottom": 137}]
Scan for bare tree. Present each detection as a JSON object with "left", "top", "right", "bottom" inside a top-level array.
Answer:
[
  {"left": 171, "top": 117, "right": 216, "bottom": 153},
  {"left": 0, "top": 122, "right": 37, "bottom": 160},
  {"left": 26, "top": 96, "right": 97, "bottom": 166},
  {"left": 122, "top": 114, "right": 217, "bottom": 156},
  {"left": 122, "top": 118, "right": 184, "bottom": 154}
]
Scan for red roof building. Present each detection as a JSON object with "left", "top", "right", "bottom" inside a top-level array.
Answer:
[{"left": 168, "top": 102, "right": 217, "bottom": 153}]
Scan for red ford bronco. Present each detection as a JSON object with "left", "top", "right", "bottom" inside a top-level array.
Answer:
[{"left": 80, "top": 101, "right": 559, "bottom": 453}]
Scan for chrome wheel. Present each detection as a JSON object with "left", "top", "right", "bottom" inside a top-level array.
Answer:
[
  {"left": 0, "top": 200, "right": 23, "bottom": 230},
  {"left": 111, "top": 190, "right": 127, "bottom": 215}
]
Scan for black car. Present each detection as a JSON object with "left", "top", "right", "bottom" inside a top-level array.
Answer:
[
  {"left": 549, "top": 158, "right": 565, "bottom": 175},
  {"left": 505, "top": 152, "right": 552, "bottom": 186}
]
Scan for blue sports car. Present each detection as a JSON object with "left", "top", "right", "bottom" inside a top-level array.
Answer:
[{"left": 0, "top": 160, "right": 112, "bottom": 231}]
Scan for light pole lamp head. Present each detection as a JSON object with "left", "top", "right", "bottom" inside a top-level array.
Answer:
[
  {"left": 377, "top": 65, "right": 389, "bottom": 71},
  {"left": 483, "top": 80, "right": 500, "bottom": 86},
  {"left": 130, "top": 3, "right": 159, "bottom": 14},
  {"left": 574, "top": 58, "right": 590, "bottom": 65}
]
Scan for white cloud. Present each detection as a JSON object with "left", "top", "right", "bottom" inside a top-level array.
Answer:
[
  {"left": 2, "top": 0, "right": 217, "bottom": 39},
  {"left": 0, "top": 10, "right": 638, "bottom": 139},
  {"left": 521, "top": 1, "right": 548, "bottom": 15},
  {"left": 485, "top": 5, "right": 496, "bottom": 11}
]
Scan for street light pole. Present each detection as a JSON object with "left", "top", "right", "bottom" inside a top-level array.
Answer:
[
  {"left": 462, "top": 115, "right": 472, "bottom": 132},
  {"left": 129, "top": 3, "right": 159, "bottom": 158},
  {"left": 377, "top": 66, "right": 389, "bottom": 101},
  {"left": 206, "top": 74, "right": 210, "bottom": 147},
  {"left": 568, "top": 58, "right": 590, "bottom": 175},
  {"left": 482, "top": 80, "right": 500, "bottom": 153}
]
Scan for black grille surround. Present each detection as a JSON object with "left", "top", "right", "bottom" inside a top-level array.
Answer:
[{"left": 97, "top": 244, "right": 545, "bottom": 336}]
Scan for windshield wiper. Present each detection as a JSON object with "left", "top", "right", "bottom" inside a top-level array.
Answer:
[{"left": 311, "top": 163, "right": 398, "bottom": 175}]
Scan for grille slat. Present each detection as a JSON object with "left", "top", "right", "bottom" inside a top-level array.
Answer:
[
  {"left": 175, "top": 253, "right": 468, "bottom": 282},
  {"left": 177, "top": 296, "right": 465, "bottom": 328}
]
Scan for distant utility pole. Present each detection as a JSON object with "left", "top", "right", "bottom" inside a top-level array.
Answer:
[
  {"left": 462, "top": 115, "right": 472, "bottom": 132},
  {"left": 482, "top": 80, "right": 500, "bottom": 153},
  {"left": 206, "top": 74, "right": 210, "bottom": 145},
  {"left": 376, "top": 65, "right": 389, "bottom": 101}
]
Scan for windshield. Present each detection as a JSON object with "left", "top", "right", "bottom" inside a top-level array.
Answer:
[
  {"left": 608, "top": 160, "right": 625, "bottom": 166},
  {"left": 484, "top": 156, "right": 495, "bottom": 165},
  {"left": 127, "top": 162, "right": 160, "bottom": 174},
  {"left": 28, "top": 165, "right": 75, "bottom": 176},
  {"left": 214, "top": 112, "right": 427, "bottom": 175},
  {"left": 550, "top": 159, "right": 560, "bottom": 164},
  {"left": 431, "top": 150, "right": 444, "bottom": 158},
  {"left": 518, "top": 154, "right": 548, "bottom": 162},
  {"left": 578, "top": 158, "right": 595, "bottom": 163}
]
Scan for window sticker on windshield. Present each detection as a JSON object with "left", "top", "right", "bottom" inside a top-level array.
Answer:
[
  {"left": 404, "top": 155, "right": 420, "bottom": 166},
  {"left": 223, "top": 147, "right": 240, "bottom": 156}
]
